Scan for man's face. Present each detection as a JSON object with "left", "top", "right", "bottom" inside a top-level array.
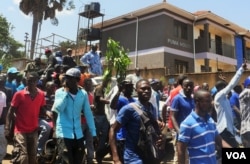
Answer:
[
  {"left": 65, "top": 75, "right": 78, "bottom": 89},
  {"left": 123, "top": 84, "right": 134, "bottom": 96},
  {"left": 26, "top": 75, "right": 38, "bottom": 88},
  {"left": 92, "top": 46, "right": 97, "bottom": 52},
  {"left": 197, "top": 93, "right": 213, "bottom": 113},
  {"left": 68, "top": 50, "right": 72, "bottom": 56},
  {"left": 182, "top": 79, "right": 194, "bottom": 97},
  {"left": 136, "top": 81, "right": 151, "bottom": 102}
]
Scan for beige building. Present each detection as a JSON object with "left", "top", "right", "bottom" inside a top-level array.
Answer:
[{"left": 94, "top": 1, "right": 250, "bottom": 76}]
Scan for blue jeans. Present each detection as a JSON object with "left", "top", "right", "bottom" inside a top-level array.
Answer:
[
  {"left": 37, "top": 118, "right": 52, "bottom": 154},
  {"left": 94, "top": 115, "right": 110, "bottom": 162}
]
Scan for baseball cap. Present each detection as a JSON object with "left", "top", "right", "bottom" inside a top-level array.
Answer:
[
  {"left": 45, "top": 48, "right": 52, "bottom": 53},
  {"left": 149, "top": 78, "right": 160, "bottom": 85},
  {"left": 65, "top": 68, "right": 81, "bottom": 79},
  {"left": 122, "top": 79, "right": 133, "bottom": 86},
  {"left": 243, "top": 76, "right": 250, "bottom": 88},
  {"left": 7, "top": 67, "right": 19, "bottom": 74},
  {"left": 67, "top": 48, "right": 72, "bottom": 52}
]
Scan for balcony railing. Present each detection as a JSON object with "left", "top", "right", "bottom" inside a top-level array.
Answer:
[{"left": 195, "top": 38, "right": 235, "bottom": 59}]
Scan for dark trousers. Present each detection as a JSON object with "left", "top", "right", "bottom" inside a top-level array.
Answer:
[
  {"left": 57, "top": 137, "right": 85, "bottom": 164},
  {"left": 220, "top": 129, "right": 239, "bottom": 148}
]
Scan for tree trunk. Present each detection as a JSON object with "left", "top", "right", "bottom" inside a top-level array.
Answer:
[{"left": 30, "top": 12, "right": 40, "bottom": 60}]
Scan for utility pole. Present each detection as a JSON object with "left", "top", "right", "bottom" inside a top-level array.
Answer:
[{"left": 24, "top": 32, "right": 29, "bottom": 58}]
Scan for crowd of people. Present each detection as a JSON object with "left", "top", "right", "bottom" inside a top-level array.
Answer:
[{"left": 0, "top": 44, "right": 249, "bottom": 164}]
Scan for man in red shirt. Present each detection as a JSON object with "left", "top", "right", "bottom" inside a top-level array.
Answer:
[{"left": 5, "top": 72, "right": 49, "bottom": 164}]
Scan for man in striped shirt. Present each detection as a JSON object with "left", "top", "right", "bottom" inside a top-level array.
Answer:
[{"left": 177, "top": 89, "right": 222, "bottom": 164}]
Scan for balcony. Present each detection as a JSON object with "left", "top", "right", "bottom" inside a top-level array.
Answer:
[{"left": 195, "top": 38, "right": 235, "bottom": 59}]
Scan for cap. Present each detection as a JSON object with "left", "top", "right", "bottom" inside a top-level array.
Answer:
[
  {"left": 67, "top": 48, "right": 72, "bottom": 52},
  {"left": 149, "top": 78, "right": 160, "bottom": 85},
  {"left": 65, "top": 68, "right": 81, "bottom": 79},
  {"left": 55, "top": 51, "right": 62, "bottom": 57},
  {"left": 121, "top": 79, "right": 133, "bottom": 86},
  {"left": 7, "top": 67, "right": 19, "bottom": 74},
  {"left": 244, "top": 76, "right": 250, "bottom": 88},
  {"left": 45, "top": 48, "right": 52, "bottom": 54}
]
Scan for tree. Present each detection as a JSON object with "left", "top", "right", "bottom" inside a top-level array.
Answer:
[
  {"left": 19, "top": 0, "right": 75, "bottom": 60},
  {"left": 0, "top": 15, "right": 23, "bottom": 70},
  {"left": 103, "top": 38, "right": 131, "bottom": 93}
]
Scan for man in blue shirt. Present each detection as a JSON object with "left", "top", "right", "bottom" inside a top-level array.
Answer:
[
  {"left": 110, "top": 79, "right": 135, "bottom": 163},
  {"left": 109, "top": 79, "right": 164, "bottom": 164},
  {"left": 80, "top": 44, "right": 103, "bottom": 76},
  {"left": 52, "top": 68, "right": 96, "bottom": 164},
  {"left": 178, "top": 89, "right": 222, "bottom": 164}
]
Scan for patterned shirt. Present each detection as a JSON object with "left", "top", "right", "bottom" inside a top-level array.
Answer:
[
  {"left": 178, "top": 111, "right": 219, "bottom": 164},
  {"left": 239, "top": 88, "right": 250, "bottom": 135}
]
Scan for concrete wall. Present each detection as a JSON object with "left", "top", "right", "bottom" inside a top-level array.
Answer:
[{"left": 127, "top": 68, "right": 250, "bottom": 89}]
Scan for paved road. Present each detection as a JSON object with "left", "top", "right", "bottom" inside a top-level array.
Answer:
[{"left": 3, "top": 140, "right": 175, "bottom": 164}]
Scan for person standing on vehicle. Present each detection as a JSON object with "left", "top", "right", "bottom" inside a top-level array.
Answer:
[
  {"left": 52, "top": 68, "right": 96, "bottom": 164},
  {"left": 5, "top": 72, "right": 47, "bottom": 164},
  {"left": 80, "top": 44, "right": 103, "bottom": 76},
  {"left": 62, "top": 48, "right": 77, "bottom": 68}
]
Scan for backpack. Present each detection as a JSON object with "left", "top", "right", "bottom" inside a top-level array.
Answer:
[{"left": 130, "top": 103, "right": 165, "bottom": 164}]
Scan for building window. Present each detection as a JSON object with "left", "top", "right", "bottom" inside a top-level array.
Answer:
[
  {"left": 199, "top": 30, "right": 211, "bottom": 48},
  {"left": 174, "top": 20, "right": 188, "bottom": 40},
  {"left": 200, "top": 65, "right": 211, "bottom": 72},
  {"left": 175, "top": 60, "right": 188, "bottom": 73}
]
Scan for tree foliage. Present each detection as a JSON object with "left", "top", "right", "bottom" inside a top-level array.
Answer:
[
  {"left": 19, "top": 0, "right": 75, "bottom": 59},
  {"left": 0, "top": 15, "right": 23, "bottom": 58},
  {"left": 104, "top": 38, "right": 131, "bottom": 85}
]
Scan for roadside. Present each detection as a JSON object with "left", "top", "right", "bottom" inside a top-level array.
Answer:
[{"left": 3, "top": 140, "right": 175, "bottom": 164}]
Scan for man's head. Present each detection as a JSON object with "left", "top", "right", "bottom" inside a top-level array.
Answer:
[
  {"left": 26, "top": 72, "right": 39, "bottom": 88},
  {"left": 65, "top": 68, "right": 81, "bottom": 89},
  {"left": 67, "top": 48, "right": 72, "bottom": 56},
  {"left": 45, "top": 48, "right": 52, "bottom": 56},
  {"left": 34, "top": 57, "right": 41, "bottom": 65},
  {"left": 243, "top": 76, "right": 250, "bottom": 88},
  {"left": 121, "top": 79, "right": 134, "bottom": 97},
  {"left": 149, "top": 78, "right": 160, "bottom": 91},
  {"left": 91, "top": 44, "right": 98, "bottom": 52},
  {"left": 177, "top": 74, "right": 188, "bottom": 86},
  {"left": 201, "top": 82, "right": 209, "bottom": 91},
  {"left": 182, "top": 78, "right": 194, "bottom": 98},
  {"left": 215, "top": 80, "right": 227, "bottom": 92},
  {"left": 0, "top": 75, "right": 6, "bottom": 87},
  {"left": 136, "top": 79, "right": 152, "bottom": 103},
  {"left": 84, "top": 78, "right": 93, "bottom": 92},
  {"left": 7, "top": 67, "right": 19, "bottom": 81},
  {"left": 134, "top": 67, "right": 141, "bottom": 76},
  {"left": 194, "top": 89, "right": 212, "bottom": 115}
]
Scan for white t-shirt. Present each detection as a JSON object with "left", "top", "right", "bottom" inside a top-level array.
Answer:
[{"left": 0, "top": 91, "right": 6, "bottom": 118}]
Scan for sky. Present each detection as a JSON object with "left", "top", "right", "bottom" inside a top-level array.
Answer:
[{"left": 1, "top": 0, "right": 250, "bottom": 51}]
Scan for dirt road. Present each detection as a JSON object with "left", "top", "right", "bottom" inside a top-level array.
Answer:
[{"left": 3, "top": 141, "right": 175, "bottom": 164}]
